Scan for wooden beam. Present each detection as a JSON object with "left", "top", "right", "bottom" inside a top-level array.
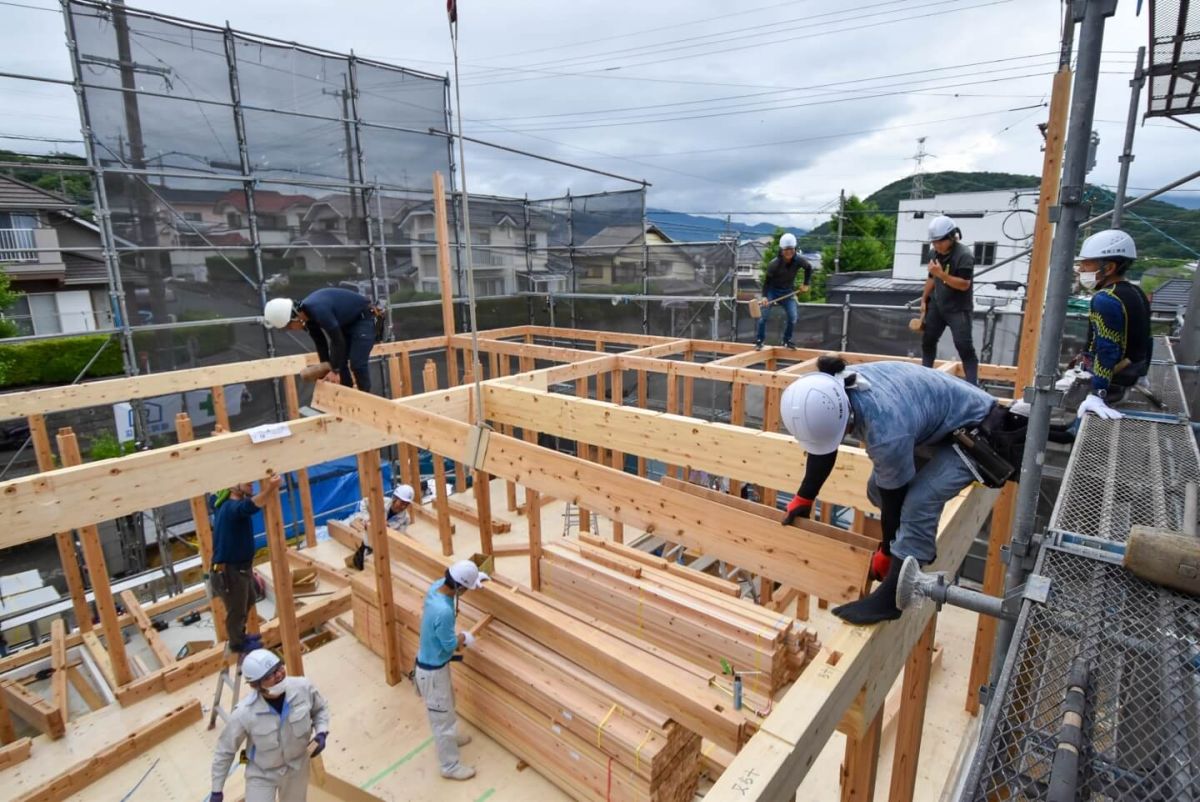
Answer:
[
  {"left": 433, "top": 170, "right": 456, "bottom": 346},
  {"left": 56, "top": 430, "right": 132, "bottom": 688},
  {"left": 358, "top": 450, "right": 404, "bottom": 685},
  {"left": 82, "top": 631, "right": 116, "bottom": 691},
  {"left": 283, "top": 376, "right": 318, "bottom": 547},
  {"left": 174, "top": 414, "right": 227, "bottom": 641},
  {"left": 0, "top": 737, "right": 32, "bottom": 770},
  {"left": 705, "top": 485, "right": 998, "bottom": 800},
  {"left": 620, "top": 354, "right": 798, "bottom": 390},
  {"left": 709, "top": 349, "right": 768, "bottom": 368},
  {"left": 840, "top": 700, "right": 883, "bottom": 802},
  {"left": 482, "top": 383, "right": 877, "bottom": 511},
  {"left": 67, "top": 667, "right": 104, "bottom": 712},
  {"left": 0, "top": 679, "right": 64, "bottom": 740},
  {"left": 0, "top": 681, "right": 15, "bottom": 744},
  {"left": 27, "top": 414, "right": 92, "bottom": 632},
  {"left": 491, "top": 352, "right": 520, "bottom": 513},
  {"left": 422, "top": 360, "right": 455, "bottom": 556},
  {"left": 119, "top": 590, "right": 175, "bottom": 669},
  {"left": 49, "top": 620, "right": 68, "bottom": 724},
  {"left": 14, "top": 700, "right": 202, "bottom": 802},
  {"left": 314, "top": 384, "right": 871, "bottom": 603},
  {"left": 887, "top": 615, "right": 938, "bottom": 802},
  {"left": 262, "top": 478, "right": 303, "bottom": 677}
]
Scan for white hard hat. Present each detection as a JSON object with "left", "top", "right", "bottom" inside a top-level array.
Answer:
[
  {"left": 242, "top": 648, "right": 282, "bottom": 683},
  {"left": 779, "top": 233, "right": 797, "bottom": 250},
  {"left": 448, "top": 559, "right": 489, "bottom": 590},
  {"left": 263, "top": 298, "right": 296, "bottom": 329},
  {"left": 392, "top": 484, "right": 414, "bottom": 503},
  {"left": 928, "top": 215, "right": 958, "bottom": 241},
  {"left": 780, "top": 372, "right": 850, "bottom": 456},
  {"left": 1076, "top": 229, "right": 1136, "bottom": 262}
]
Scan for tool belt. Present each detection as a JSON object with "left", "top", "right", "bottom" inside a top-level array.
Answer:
[
  {"left": 950, "top": 405, "right": 1028, "bottom": 489},
  {"left": 368, "top": 302, "right": 387, "bottom": 343}
]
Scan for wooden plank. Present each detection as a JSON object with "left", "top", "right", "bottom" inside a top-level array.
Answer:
[
  {"left": 483, "top": 383, "right": 877, "bottom": 511},
  {"left": 283, "top": 376, "right": 318, "bottom": 548},
  {"left": 575, "top": 543, "right": 642, "bottom": 578},
  {"left": 421, "top": 360, "right": 455, "bottom": 556},
  {"left": 66, "top": 667, "right": 103, "bottom": 711},
  {"left": 262, "top": 478, "right": 303, "bottom": 677},
  {"left": 174, "top": 414, "right": 228, "bottom": 641},
  {"left": 285, "top": 549, "right": 352, "bottom": 587},
  {"left": 0, "top": 737, "right": 32, "bottom": 770},
  {"left": 709, "top": 349, "right": 768, "bottom": 368},
  {"left": 358, "top": 449, "right": 404, "bottom": 686},
  {"left": 0, "top": 415, "right": 392, "bottom": 549},
  {"left": 0, "top": 679, "right": 64, "bottom": 740},
  {"left": 119, "top": 590, "right": 175, "bottom": 669},
  {"left": 840, "top": 700, "right": 883, "bottom": 802},
  {"left": 27, "top": 414, "right": 92, "bottom": 631},
  {"left": 578, "top": 534, "right": 743, "bottom": 598},
  {"left": 56, "top": 430, "right": 132, "bottom": 688},
  {"left": 706, "top": 485, "right": 998, "bottom": 800},
  {"left": 887, "top": 615, "right": 938, "bottom": 802},
  {"left": 315, "top": 383, "right": 872, "bottom": 603},
  {"left": 14, "top": 700, "right": 202, "bottom": 802},
  {"left": 49, "top": 620, "right": 68, "bottom": 724}
]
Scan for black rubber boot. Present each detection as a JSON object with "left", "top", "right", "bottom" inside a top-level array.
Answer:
[{"left": 832, "top": 557, "right": 903, "bottom": 625}]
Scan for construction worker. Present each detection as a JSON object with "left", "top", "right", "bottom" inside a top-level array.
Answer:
[
  {"left": 212, "top": 475, "right": 281, "bottom": 654},
  {"left": 1072, "top": 229, "right": 1151, "bottom": 419},
  {"left": 779, "top": 355, "right": 997, "bottom": 624},
  {"left": 415, "top": 559, "right": 489, "bottom": 781},
  {"left": 263, "top": 288, "right": 380, "bottom": 393},
  {"left": 351, "top": 483, "right": 415, "bottom": 534},
  {"left": 919, "top": 215, "right": 979, "bottom": 385},
  {"left": 756, "top": 232, "right": 812, "bottom": 350},
  {"left": 209, "top": 648, "right": 330, "bottom": 802}
]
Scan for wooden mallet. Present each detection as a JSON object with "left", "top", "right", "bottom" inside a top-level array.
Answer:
[{"left": 300, "top": 362, "right": 332, "bottom": 382}]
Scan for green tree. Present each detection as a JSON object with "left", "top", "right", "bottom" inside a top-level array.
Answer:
[
  {"left": 819, "top": 195, "right": 894, "bottom": 274},
  {"left": 0, "top": 269, "right": 24, "bottom": 339}
]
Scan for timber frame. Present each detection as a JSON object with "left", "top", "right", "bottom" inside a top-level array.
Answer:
[{"left": 0, "top": 324, "right": 1008, "bottom": 801}]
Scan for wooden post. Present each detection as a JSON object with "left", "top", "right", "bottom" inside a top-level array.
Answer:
[
  {"left": 666, "top": 371, "right": 679, "bottom": 479},
  {"left": 517, "top": 354, "right": 544, "bottom": 589},
  {"left": 493, "top": 352, "right": 520, "bottom": 513},
  {"left": 966, "top": 483, "right": 1017, "bottom": 712},
  {"left": 574, "top": 376, "right": 592, "bottom": 533},
  {"left": 840, "top": 697, "right": 884, "bottom": 802},
  {"left": 261, "top": 475, "right": 303, "bottom": 676},
  {"left": 729, "top": 381, "right": 746, "bottom": 499},
  {"left": 175, "top": 414, "right": 228, "bottom": 642},
  {"left": 388, "top": 354, "right": 423, "bottom": 494},
  {"left": 888, "top": 615, "right": 938, "bottom": 802},
  {"left": 449, "top": 351, "right": 468, "bottom": 495},
  {"left": 50, "top": 619, "right": 68, "bottom": 725},
  {"left": 283, "top": 376, "right": 318, "bottom": 547},
  {"left": 422, "top": 360, "right": 455, "bottom": 556},
  {"left": 27, "top": 414, "right": 91, "bottom": 631},
  {"left": 761, "top": 387, "right": 781, "bottom": 509},
  {"left": 358, "top": 450, "right": 404, "bottom": 685},
  {"left": 432, "top": 170, "right": 458, "bottom": 380},
  {"left": 209, "top": 385, "right": 230, "bottom": 430},
  {"left": 0, "top": 692, "right": 15, "bottom": 744},
  {"left": 609, "top": 368, "right": 625, "bottom": 543},
  {"left": 55, "top": 429, "right": 132, "bottom": 688},
  {"left": 636, "top": 370, "right": 648, "bottom": 478},
  {"left": 463, "top": 363, "right": 495, "bottom": 554}
]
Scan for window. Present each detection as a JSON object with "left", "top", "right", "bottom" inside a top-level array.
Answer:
[
  {"left": 422, "top": 281, "right": 440, "bottom": 294},
  {"left": 90, "top": 289, "right": 113, "bottom": 329},
  {"left": 973, "top": 241, "right": 996, "bottom": 266},
  {"left": 0, "top": 211, "right": 38, "bottom": 262},
  {"left": 28, "top": 293, "right": 61, "bottom": 335},
  {"left": 258, "top": 213, "right": 285, "bottom": 230},
  {"left": 474, "top": 277, "right": 504, "bottom": 296},
  {"left": 527, "top": 233, "right": 539, "bottom": 249},
  {"left": 2, "top": 296, "right": 33, "bottom": 336},
  {"left": 919, "top": 244, "right": 932, "bottom": 265},
  {"left": 323, "top": 219, "right": 339, "bottom": 231},
  {"left": 225, "top": 211, "right": 243, "bottom": 229},
  {"left": 472, "top": 230, "right": 491, "bottom": 246},
  {"left": 182, "top": 212, "right": 203, "bottom": 223}
]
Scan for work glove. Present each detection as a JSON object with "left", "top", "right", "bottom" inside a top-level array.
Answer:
[
  {"left": 310, "top": 732, "right": 328, "bottom": 757},
  {"left": 1055, "top": 368, "right": 1088, "bottom": 392},
  {"left": 781, "top": 496, "right": 813, "bottom": 526},
  {"left": 462, "top": 631, "right": 476, "bottom": 649},
  {"left": 868, "top": 546, "right": 892, "bottom": 582},
  {"left": 1077, "top": 393, "right": 1123, "bottom": 420},
  {"left": 209, "top": 793, "right": 224, "bottom": 802}
]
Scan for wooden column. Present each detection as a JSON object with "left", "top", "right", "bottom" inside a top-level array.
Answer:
[
  {"left": 283, "top": 376, "right": 318, "bottom": 548},
  {"left": 888, "top": 615, "right": 939, "bottom": 802},
  {"left": 840, "top": 698, "right": 884, "bottom": 802},
  {"left": 518, "top": 354, "right": 543, "bottom": 588},
  {"left": 450, "top": 352, "right": 468, "bottom": 495},
  {"left": 55, "top": 429, "right": 132, "bottom": 688},
  {"left": 261, "top": 475, "right": 303, "bottom": 676},
  {"left": 609, "top": 368, "right": 625, "bottom": 544},
  {"left": 388, "top": 354, "right": 423, "bottom": 492},
  {"left": 50, "top": 619, "right": 68, "bottom": 725},
  {"left": 27, "top": 414, "right": 91, "bottom": 631},
  {"left": 965, "top": 65, "right": 1072, "bottom": 713},
  {"left": 432, "top": 170, "right": 458, "bottom": 385},
  {"left": 358, "top": 450, "right": 403, "bottom": 685},
  {"left": 0, "top": 689, "right": 14, "bottom": 745},
  {"left": 574, "top": 376, "right": 592, "bottom": 533},
  {"left": 209, "top": 385, "right": 230, "bottom": 430},
  {"left": 422, "top": 360, "right": 455, "bottom": 556},
  {"left": 666, "top": 371, "right": 680, "bottom": 479},
  {"left": 492, "top": 352, "right": 520, "bottom": 513},
  {"left": 729, "top": 381, "right": 746, "bottom": 499},
  {"left": 636, "top": 370, "right": 648, "bottom": 477},
  {"left": 174, "top": 413, "right": 228, "bottom": 642},
  {"left": 761, "top": 386, "right": 781, "bottom": 509},
  {"left": 463, "top": 363, "right": 494, "bottom": 554}
]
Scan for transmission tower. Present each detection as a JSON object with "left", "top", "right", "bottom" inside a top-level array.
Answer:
[{"left": 909, "top": 137, "right": 932, "bottom": 199}]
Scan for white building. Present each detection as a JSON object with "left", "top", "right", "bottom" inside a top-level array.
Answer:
[{"left": 894, "top": 189, "right": 1039, "bottom": 310}]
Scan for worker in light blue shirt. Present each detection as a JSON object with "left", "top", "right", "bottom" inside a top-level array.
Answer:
[
  {"left": 779, "top": 357, "right": 1000, "bottom": 625},
  {"left": 415, "top": 559, "right": 489, "bottom": 782}
]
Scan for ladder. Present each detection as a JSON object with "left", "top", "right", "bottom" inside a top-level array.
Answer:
[
  {"left": 561, "top": 502, "right": 580, "bottom": 537},
  {"left": 207, "top": 645, "right": 243, "bottom": 730}
]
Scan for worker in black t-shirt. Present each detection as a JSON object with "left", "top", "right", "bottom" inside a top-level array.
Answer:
[{"left": 918, "top": 215, "right": 979, "bottom": 385}]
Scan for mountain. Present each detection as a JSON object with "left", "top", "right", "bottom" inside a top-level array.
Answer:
[{"left": 647, "top": 208, "right": 806, "bottom": 243}]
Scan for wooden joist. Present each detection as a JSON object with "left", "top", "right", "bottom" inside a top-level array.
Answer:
[
  {"left": 0, "top": 737, "right": 32, "bottom": 770},
  {"left": 447, "top": 498, "right": 512, "bottom": 534},
  {"left": 49, "top": 620, "right": 68, "bottom": 725},
  {"left": 0, "top": 680, "right": 64, "bottom": 740},
  {"left": 119, "top": 591, "right": 175, "bottom": 669}
]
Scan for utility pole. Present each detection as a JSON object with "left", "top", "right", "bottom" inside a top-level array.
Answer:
[
  {"left": 1111, "top": 46, "right": 1146, "bottom": 229},
  {"left": 834, "top": 188, "right": 845, "bottom": 273},
  {"left": 324, "top": 75, "right": 361, "bottom": 244}
]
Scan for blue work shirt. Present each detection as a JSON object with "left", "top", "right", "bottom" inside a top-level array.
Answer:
[
  {"left": 299, "top": 288, "right": 371, "bottom": 370},
  {"left": 417, "top": 578, "right": 459, "bottom": 667},
  {"left": 848, "top": 362, "right": 995, "bottom": 490},
  {"left": 212, "top": 498, "right": 259, "bottom": 564}
]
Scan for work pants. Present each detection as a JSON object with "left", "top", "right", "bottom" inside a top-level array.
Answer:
[
  {"left": 414, "top": 665, "right": 463, "bottom": 774},
  {"left": 244, "top": 758, "right": 309, "bottom": 802},
  {"left": 213, "top": 562, "right": 254, "bottom": 652},
  {"left": 756, "top": 287, "right": 799, "bottom": 344},
  {"left": 921, "top": 304, "right": 979, "bottom": 385},
  {"left": 866, "top": 444, "right": 976, "bottom": 564},
  {"left": 338, "top": 316, "right": 376, "bottom": 393}
]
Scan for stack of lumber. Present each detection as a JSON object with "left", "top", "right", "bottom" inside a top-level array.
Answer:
[
  {"left": 540, "top": 537, "right": 818, "bottom": 696},
  {"left": 350, "top": 559, "right": 701, "bottom": 802}
]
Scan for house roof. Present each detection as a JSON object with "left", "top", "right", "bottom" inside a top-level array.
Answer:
[
  {"left": 827, "top": 274, "right": 926, "bottom": 294},
  {"left": 215, "top": 190, "right": 316, "bottom": 214},
  {"left": 1149, "top": 277, "right": 1193, "bottom": 314},
  {"left": 581, "top": 224, "right": 671, "bottom": 249},
  {"left": 62, "top": 253, "right": 108, "bottom": 286},
  {"left": 0, "top": 175, "right": 75, "bottom": 211}
]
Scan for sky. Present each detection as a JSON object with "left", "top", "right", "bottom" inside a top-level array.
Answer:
[{"left": 0, "top": 0, "right": 1190, "bottom": 231}]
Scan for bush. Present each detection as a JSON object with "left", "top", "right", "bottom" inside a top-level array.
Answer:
[
  {"left": 87, "top": 430, "right": 137, "bottom": 461},
  {"left": 0, "top": 334, "right": 124, "bottom": 388}
]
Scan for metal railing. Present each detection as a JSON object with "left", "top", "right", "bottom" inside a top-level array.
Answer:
[{"left": 0, "top": 228, "right": 37, "bottom": 263}]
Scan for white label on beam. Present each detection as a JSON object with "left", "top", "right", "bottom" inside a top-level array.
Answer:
[{"left": 247, "top": 423, "right": 292, "bottom": 444}]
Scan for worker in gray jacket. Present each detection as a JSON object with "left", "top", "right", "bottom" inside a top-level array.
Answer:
[{"left": 209, "top": 649, "right": 330, "bottom": 802}]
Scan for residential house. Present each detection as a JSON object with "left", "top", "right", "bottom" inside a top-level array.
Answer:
[
  {"left": 575, "top": 224, "right": 708, "bottom": 291},
  {"left": 1148, "top": 277, "right": 1194, "bottom": 321},
  {"left": 0, "top": 175, "right": 113, "bottom": 336}
]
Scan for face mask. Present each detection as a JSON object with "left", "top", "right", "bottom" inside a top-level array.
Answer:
[
  {"left": 1078, "top": 271, "right": 1098, "bottom": 290},
  {"left": 261, "top": 681, "right": 285, "bottom": 698}
]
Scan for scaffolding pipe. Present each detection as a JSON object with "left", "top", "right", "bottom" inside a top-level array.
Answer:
[
  {"left": 991, "top": 0, "right": 1118, "bottom": 683},
  {"left": 1111, "top": 46, "right": 1146, "bottom": 229},
  {"left": 1045, "top": 659, "right": 1089, "bottom": 802}
]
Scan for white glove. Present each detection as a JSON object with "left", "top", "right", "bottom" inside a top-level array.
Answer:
[
  {"left": 1077, "top": 393, "right": 1123, "bottom": 420},
  {"left": 462, "top": 631, "right": 476, "bottom": 649},
  {"left": 1055, "top": 368, "right": 1087, "bottom": 392},
  {"left": 1009, "top": 400, "right": 1032, "bottom": 417}
]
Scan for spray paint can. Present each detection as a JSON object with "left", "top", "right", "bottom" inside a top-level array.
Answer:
[{"left": 732, "top": 674, "right": 743, "bottom": 711}]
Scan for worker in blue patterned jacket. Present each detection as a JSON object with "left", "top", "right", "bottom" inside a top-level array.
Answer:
[{"left": 1072, "top": 230, "right": 1152, "bottom": 420}]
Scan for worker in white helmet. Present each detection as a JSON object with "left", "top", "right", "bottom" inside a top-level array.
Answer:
[
  {"left": 779, "top": 355, "right": 1006, "bottom": 625},
  {"left": 415, "top": 559, "right": 489, "bottom": 781},
  {"left": 755, "top": 231, "right": 812, "bottom": 350},
  {"left": 918, "top": 216, "right": 979, "bottom": 385},
  {"left": 263, "top": 287, "right": 381, "bottom": 393},
  {"left": 209, "top": 649, "right": 330, "bottom": 802},
  {"left": 351, "top": 483, "right": 415, "bottom": 534},
  {"left": 1071, "top": 229, "right": 1150, "bottom": 419}
]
